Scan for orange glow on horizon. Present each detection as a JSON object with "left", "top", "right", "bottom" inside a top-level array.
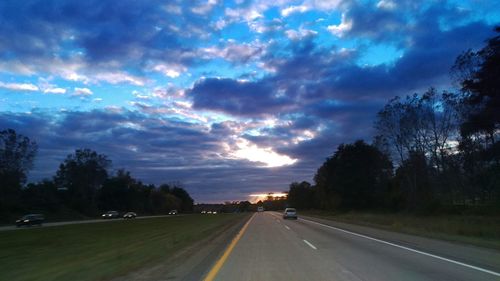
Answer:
[{"left": 249, "top": 192, "right": 288, "bottom": 203}]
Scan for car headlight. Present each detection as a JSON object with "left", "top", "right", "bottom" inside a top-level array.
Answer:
[{"left": 24, "top": 220, "right": 29, "bottom": 222}]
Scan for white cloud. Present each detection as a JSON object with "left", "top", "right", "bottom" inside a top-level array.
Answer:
[
  {"left": 327, "top": 13, "right": 352, "bottom": 37},
  {"left": 152, "top": 64, "right": 187, "bottom": 78},
  {"left": 0, "top": 81, "right": 39, "bottom": 91},
  {"left": 43, "top": 87, "right": 66, "bottom": 94},
  {"left": 230, "top": 139, "right": 297, "bottom": 167},
  {"left": 281, "top": 5, "right": 309, "bottom": 17},
  {"left": 306, "top": 0, "right": 342, "bottom": 11},
  {"left": 376, "top": 0, "right": 396, "bottom": 10},
  {"left": 73, "top": 87, "right": 93, "bottom": 96},
  {"left": 95, "top": 72, "right": 146, "bottom": 86},
  {"left": 285, "top": 27, "right": 318, "bottom": 41},
  {"left": 199, "top": 41, "right": 264, "bottom": 63},
  {"left": 191, "top": 0, "right": 218, "bottom": 15},
  {"left": 225, "top": 7, "right": 263, "bottom": 22}
]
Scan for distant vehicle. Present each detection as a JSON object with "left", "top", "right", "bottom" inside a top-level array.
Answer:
[
  {"left": 168, "top": 210, "right": 178, "bottom": 215},
  {"left": 16, "top": 214, "right": 44, "bottom": 227},
  {"left": 283, "top": 208, "right": 297, "bottom": 220},
  {"left": 123, "top": 212, "right": 137, "bottom": 219},
  {"left": 257, "top": 206, "right": 264, "bottom": 212},
  {"left": 201, "top": 210, "right": 207, "bottom": 214},
  {"left": 207, "top": 211, "right": 213, "bottom": 214},
  {"left": 102, "top": 211, "right": 120, "bottom": 219},
  {"left": 212, "top": 211, "right": 218, "bottom": 214}
]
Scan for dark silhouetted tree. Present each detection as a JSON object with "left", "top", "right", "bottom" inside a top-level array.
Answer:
[
  {"left": 170, "top": 185, "right": 194, "bottom": 212},
  {"left": 394, "top": 152, "right": 439, "bottom": 213},
  {"left": 0, "top": 129, "right": 37, "bottom": 211},
  {"left": 54, "top": 149, "right": 111, "bottom": 214},
  {"left": 314, "top": 140, "right": 393, "bottom": 210},
  {"left": 453, "top": 26, "right": 500, "bottom": 141},
  {"left": 287, "top": 181, "right": 314, "bottom": 209}
]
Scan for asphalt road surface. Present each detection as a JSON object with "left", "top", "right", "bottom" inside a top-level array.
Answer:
[
  {"left": 207, "top": 212, "right": 500, "bottom": 281},
  {"left": 0, "top": 214, "right": 182, "bottom": 232}
]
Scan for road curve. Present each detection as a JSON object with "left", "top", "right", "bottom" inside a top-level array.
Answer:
[{"left": 209, "top": 212, "right": 500, "bottom": 281}]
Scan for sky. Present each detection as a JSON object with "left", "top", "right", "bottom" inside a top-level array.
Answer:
[{"left": 0, "top": 0, "right": 498, "bottom": 203}]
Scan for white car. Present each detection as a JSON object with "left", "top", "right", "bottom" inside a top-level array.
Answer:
[
  {"left": 257, "top": 206, "right": 264, "bottom": 212},
  {"left": 283, "top": 208, "right": 297, "bottom": 220}
]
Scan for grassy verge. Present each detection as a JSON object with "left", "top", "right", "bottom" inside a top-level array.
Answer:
[
  {"left": 300, "top": 210, "right": 500, "bottom": 249},
  {"left": 0, "top": 214, "right": 246, "bottom": 281}
]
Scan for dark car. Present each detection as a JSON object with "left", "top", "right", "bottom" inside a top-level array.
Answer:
[
  {"left": 123, "top": 212, "right": 137, "bottom": 219},
  {"left": 168, "top": 210, "right": 178, "bottom": 215},
  {"left": 16, "top": 214, "right": 44, "bottom": 227},
  {"left": 101, "top": 211, "right": 120, "bottom": 219}
]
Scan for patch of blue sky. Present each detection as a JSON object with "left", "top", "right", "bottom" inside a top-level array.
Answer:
[
  {"left": 263, "top": 6, "right": 281, "bottom": 20},
  {"left": 439, "top": 1, "right": 500, "bottom": 30},
  {"left": 357, "top": 43, "right": 403, "bottom": 66},
  {"left": 219, "top": 22, "right": 254, "bottom": 43},
  {"left": 0, "top": 89, "right": 70, "bottom": 112},
  {"left": 284, "top": 10, "right": 332, "bottom": 30}
]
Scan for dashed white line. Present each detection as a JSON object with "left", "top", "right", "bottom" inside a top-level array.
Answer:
[
  {"left": 284, "top": 225, "right": 290, "bottom": 230},
  {"left": 300, "top": 218, "right": 500, "bottom": 277},
  {"left": 303, "top": 239, "right": 317, "bottom": 250}
]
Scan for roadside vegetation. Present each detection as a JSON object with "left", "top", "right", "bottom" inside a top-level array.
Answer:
[
  {"left": 0, "top": 214, "right": 245, "bottom": 281},
  {"left": 286, "top": 28, "right": 500, "bottom": 243},
  {"left": 0, "top": 139, "right": 194, "bottom": 224},
  {"left": 301, "top": 210, "right": 500, "bottom": 249}
]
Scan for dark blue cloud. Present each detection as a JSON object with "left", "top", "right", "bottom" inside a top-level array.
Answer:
[
  {"left": 0, "top": 0, "right": 212, "bottom": 70},
  {"left": 190, "top": 78, "right": 294, "bottom": 116}
]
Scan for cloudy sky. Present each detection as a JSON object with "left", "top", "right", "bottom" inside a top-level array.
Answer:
[{"left": 0, "top": 0, "right": 498, "bottom": 202}]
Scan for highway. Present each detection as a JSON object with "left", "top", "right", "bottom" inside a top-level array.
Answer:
[
  {"left": 0, "top": 214, "right": 182, "bottom": 232},
  {"left": 206, "top": 212, "right": 500, "bottom": 281}
]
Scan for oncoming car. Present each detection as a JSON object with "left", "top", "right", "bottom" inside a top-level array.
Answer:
[
  {"left": 168, "top": 210, "right": 178, "bottom": 215},
  {"left": 16, "top": 214, "right": 44, "bottom": 227},
  {"left": 283, "top": 208, "right": 297, "bottom": 220},
  {"left": 123, "top": 212, "right": 137, "bottom": 219},
  {"left": 101, "top": 211, "right": 120, "bottom": 219}
]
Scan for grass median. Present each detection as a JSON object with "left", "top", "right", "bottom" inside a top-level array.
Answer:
[
  {"left": 0, "top": 214, "right": 246, "bottom": 281},
  {"left": 300, "top": 210, "right": 500, "bottom": 249}
]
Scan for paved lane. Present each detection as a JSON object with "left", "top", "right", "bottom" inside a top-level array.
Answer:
[{"left": 211, "top": 212, "right": 500, "bottom": 281}]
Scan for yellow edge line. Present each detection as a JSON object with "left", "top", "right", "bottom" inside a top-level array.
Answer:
[{"left": 203, "top": 213, "right": 255, "bottom": 281}]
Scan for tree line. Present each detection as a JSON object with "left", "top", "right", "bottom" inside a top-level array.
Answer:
[
  {"left": 0, "top": 134, "right": 194, "bottom": 222},
  {"left": 288, "top": 27, "right": 499, "bottom": 214}
]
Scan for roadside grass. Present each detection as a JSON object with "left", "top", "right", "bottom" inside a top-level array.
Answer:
[
  {"left": 300, "top": 210, "right": 500, "bottom": 249},
  {"left": 0, "top": 214, "right": 246, "bottom": 281}
]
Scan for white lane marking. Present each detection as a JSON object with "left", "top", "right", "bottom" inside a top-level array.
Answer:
[
  {"left": 285, "top": 225, "right": 291, "bottom": 230},
  {"left": 300, "top": 218, "right": 500, "bottom": 277},
  {"left": 303, "top": 239, "right": 317, "bottom": 250}
]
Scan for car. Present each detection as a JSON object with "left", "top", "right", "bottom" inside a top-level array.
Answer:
[
  {"left": 257, "top": 206, "right": 264, "bottom": 212},
  {"left": 283, "top": 208, "right": 297, "bottom": 220},
  {"left": 16, "top": 214, "right": 44, "bottom": 227},
  {"left": 168, "top": 210, "right": 178, "bottom": 215},
  {"left": 201, "top": 210, "right": 207, "bottom": 214},
  {"left": 101, "top": 211, "right": 120, "bottom": 219},
  {"left": 123, "top": 212, "right": 137, "bottom": 219}
]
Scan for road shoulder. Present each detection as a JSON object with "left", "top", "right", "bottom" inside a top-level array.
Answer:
[
  {"left": 111, "top": 213, "right": 250, "bottom": 281},
  {"left": 298, "top": 214, "right": 500, "bottom": 273}
]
